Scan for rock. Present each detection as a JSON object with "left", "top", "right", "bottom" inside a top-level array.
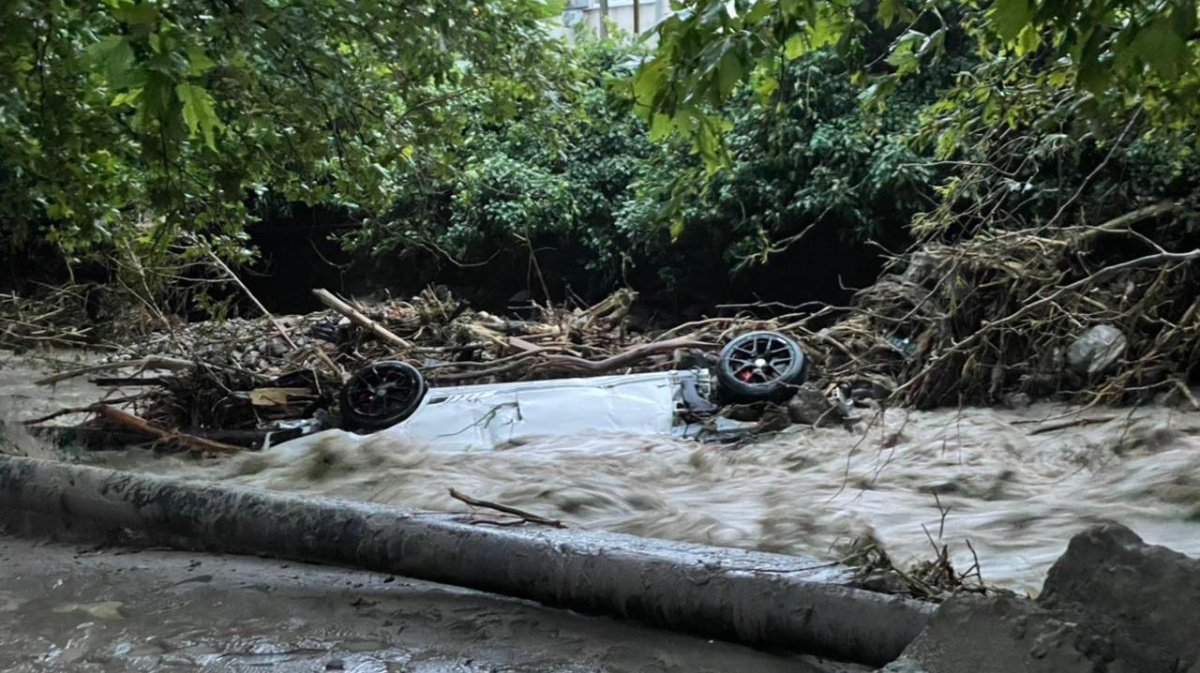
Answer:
[
  {"left": 266, "top": 339, "right": 288, "bottom": 357},
  {"left": 753, "top": 403, "right": 792, "bottom": 434},
  {"left": 1002, "top": 391, "right": 1031, "bottom": 409},
  {"left": 786, "top": 383, "right": 837, "bottom": 426},
  {"left": 889, "top": 593, "right": 1100, "bottom": 673},
  {"left": 1038, "top": 523, "right": 1200, "bottom": 673},
  {"left": 889, "top": 524, "right": 1200, "bottom": 673},
  {"left": 1065, "top": 325, "right": 1126, "bottom": 376},
  {"left": 860, "top": 569, "right": 909, "bottom": 595}
]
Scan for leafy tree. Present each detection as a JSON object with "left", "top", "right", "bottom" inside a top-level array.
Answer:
[
  {"left": 344, "top": 36, "right": 669, "bottom": 292},
  {"left": 348, "top": 38, "right": 956, "bottom": 297},
  {"left": 634, "top": 0, "right": 1199, "bottom": 150},
  {"left": 0, "top": 0, "right": 564, "bottom": 266}
]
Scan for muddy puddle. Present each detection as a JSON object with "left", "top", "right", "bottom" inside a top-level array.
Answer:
[{"left": 5, "top": 354, "right": 1200, "bottom": 594}]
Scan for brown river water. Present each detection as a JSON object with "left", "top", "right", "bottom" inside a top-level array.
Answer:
[{"left": 5, "top": 353, "right": 1200, "bottom": 595}]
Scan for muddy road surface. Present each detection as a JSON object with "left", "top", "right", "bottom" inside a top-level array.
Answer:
[{"left": 0, "top": 535, "right": 857, "bottom": 672}]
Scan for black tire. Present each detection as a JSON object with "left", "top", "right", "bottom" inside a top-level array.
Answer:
[
  {"left": 339, "top": 361, "right": 427, "bottom": 432},
  {"left": 716, "top": 331, "right": 807, "bottom": 402}
]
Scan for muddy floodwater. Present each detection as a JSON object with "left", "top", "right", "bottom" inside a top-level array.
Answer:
[{"left": 5, "top": 354, "right": 1200, "bottom": 594}]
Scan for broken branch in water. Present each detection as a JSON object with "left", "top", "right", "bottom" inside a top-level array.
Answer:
[
  {"left": 448, "top": 488, "right": 565, "bottom": 528},
  {"left": 89, "top": 404, "right": 242, "bottom": 454},
  {"left": 1026, "top": 416, "right": 1117, "bottom": 435},
  {"left": 21, "top": 397, "right": 143, "bottom": 426}
]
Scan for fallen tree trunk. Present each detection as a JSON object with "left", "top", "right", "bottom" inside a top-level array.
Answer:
[
  {"left": 312, "top": 288, "right": 413, "bottom": 350},
  {"left": 0, "top": 455, "right": 930, "bottom": 665}
]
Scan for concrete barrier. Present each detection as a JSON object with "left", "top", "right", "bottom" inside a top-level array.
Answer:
[{"left": 0, "top": 454, "right": 932, "bottom": 665}]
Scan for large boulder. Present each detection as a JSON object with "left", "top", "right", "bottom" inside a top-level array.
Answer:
[
  {"left": 1038, "top": 523, "right": 1200, "bottom": 673},
  {"left": 786, "top": 383, "right": 838, "bottom": 426},
  {"left": 883, "top": 594, "right": 1098, "bottom": 673},
  {"left": 883, "top": 523, "right": 1200, "bottom": 673}
]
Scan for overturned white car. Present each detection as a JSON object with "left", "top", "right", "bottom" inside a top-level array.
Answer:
[{"left": 336, "top": 331, "right": 807, "bottom": 451}]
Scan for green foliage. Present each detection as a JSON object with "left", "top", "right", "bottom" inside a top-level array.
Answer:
[
  {"left": 0, "top": 0, "right": 563, "bottom": 263},
  {"left": 345, "top": 36, "right": 668, "bottom": 288},
  {"left": 348, "top": 40, "right": 953, "bottom": 294},
  {"left": 635, "top": 0, "right": 1200, "bottom": 157},
  {"left": 6, "top": 0, "right": 1196, "bottom": 310},
  {"left": 615, "top": 48, "right": 953, "bottom": 289}
]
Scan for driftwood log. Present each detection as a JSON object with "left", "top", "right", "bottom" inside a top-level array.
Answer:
[
  {"left": 88, "top": 404, "right": 242, "bottom": 454},
  {"left": 312, "top": 288, "right": 413, "bottom": 350}
]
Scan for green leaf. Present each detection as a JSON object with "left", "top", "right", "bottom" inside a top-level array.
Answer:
[
  {"left": 186, "top": 47, "right": 215, "bottom": 75},
  {"left": 808, "top": 15, "right": 840, "bottom": 49},
  {"left": 1014, "top": 23, "right": 1041, "bottom": 55},
  {"left": 744, "top": 1, "right": 773, "bottom": 25},
  {"left": 649, "top": 113, "right": 674, "bottom": 141},
  {"left": 1076, "top": 52, "right": 1110, "bottom": 93},
  {"left": 1131, "top": 19, "right": 1189, "bottom": 78},
  {"left": 669, "top": 218, "right": 685, "bottom": 240},
  {"left": 632, "top": 58, "right": 667, "bottom": 111},
  {"left": 991, "top": 0, "right": 1034, "bottom": 42},
  {"left": 755, "top": 74, "right": 779, "bottom": 102},
  {"left": 877, "top": 0, "right": 914, "bottom": 28},
  {"left": 87, "top": 35, "right": 135, "bottom": 81},
  {"left": 886, "top": 30, "right": 925, "bottom": 76},
  {"left": 784, "top": 34, "right": 807, "bottom": 60},
  {"left": 1074, "top": 30, "right": 1108, "bottom": 92},
  {"left": 175, "top": 83, "right": 221, "bottom": 150},
  {"left": 716, "top": 50, "right": 744, "bottom": 98},
  {"left": 110, "top": 88, "right": 143, "bottom": 108},
  {"left": 539, "top": 0, "right": 566, "bottom": 18},
  {"left": 112, "top": 2, "right": 160, "bottom": 25}
]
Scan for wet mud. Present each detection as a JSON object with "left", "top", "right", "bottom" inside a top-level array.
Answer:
[{"left": 0, "top": 535, "right": 859, "bottom": 672}]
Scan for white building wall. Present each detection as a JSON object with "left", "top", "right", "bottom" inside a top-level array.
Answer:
[{"left": 557, "top": 0, "right": 673, "bottom": 43}]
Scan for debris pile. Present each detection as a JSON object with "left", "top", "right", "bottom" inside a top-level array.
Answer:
[
  {"left": 9, "top": 205, "right": 1200, "bottom": 451},
  {"left": 0, "top": 284, "right": 99, "bottom": 349},
  {"left": 812, "top": 211, "right": 1200, "bottom": 408},
  {"left": 22, "top": 287, "right": 716, "bottom": 450}
]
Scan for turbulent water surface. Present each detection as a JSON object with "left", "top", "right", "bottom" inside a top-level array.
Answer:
[{"left": 5, "top": 354, "right": 1200, "bottom": 594}]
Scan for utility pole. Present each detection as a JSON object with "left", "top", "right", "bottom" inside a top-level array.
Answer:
[
  {"left": 599, "top": 0, "right": 609, "bottom": 38},
  {"left": 632, "top": 0, "right": 640, "bottom": 34}
]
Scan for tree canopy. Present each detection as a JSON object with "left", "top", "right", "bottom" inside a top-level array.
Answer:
[
  {"left": 634, "top": 0, "right": 1199, "bottom": 167},
  {"left": 2, "top": 0, "right": 1197, "bottom": 307},
  {"left": 1, "top": 0, "right": 563, "bottom": 261}
]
